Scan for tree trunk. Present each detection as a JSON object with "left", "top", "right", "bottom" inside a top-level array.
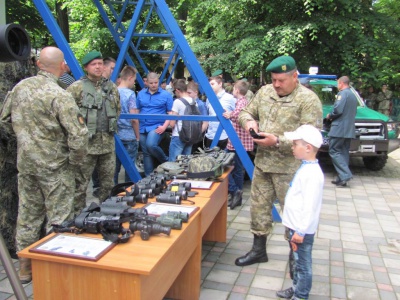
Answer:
[{"left": 55, "top": 1, "right": 69, "bottom": 42}]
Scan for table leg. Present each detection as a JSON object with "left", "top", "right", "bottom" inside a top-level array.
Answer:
[{"left": 166, "top": 238, "right": 201, "bottom": 299}]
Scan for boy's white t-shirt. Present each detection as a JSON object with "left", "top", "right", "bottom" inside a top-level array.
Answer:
[
  {"left": 282, "top": 161, "right": 324, "bottom": 235},
  {"left": 171, "top": 97, "right": 198, "bottom": 136}
]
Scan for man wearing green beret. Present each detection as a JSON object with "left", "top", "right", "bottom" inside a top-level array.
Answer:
[
  {"left": 236, "top": 55, "right": 323, "bottom": 270},
  {"left": 211, "top": 69, "right": 223, "bottom": 77},
  {"left": 67, "top": 51, "right": 120, "bottom": 213}
]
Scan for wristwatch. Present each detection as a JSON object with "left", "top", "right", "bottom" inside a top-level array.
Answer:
[{"left": 275, "top": 136, "right": 280, "bottom": 148}]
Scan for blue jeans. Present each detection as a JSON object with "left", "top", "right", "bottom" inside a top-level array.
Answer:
[
  {"left": 140, "top": 130, "right": 168, "bottom": 176},
  {"left": 328, "top": 137, "right": 352, "bottom": 181},
  {"left": 290, "top": 229, "right": 314, "bottom": 299},
  {"left": 227, "top": 149, "right": 246, "bottom": 193},
  {"left": 114, "top": 140, "right": 138, "bottom": 184},
  {"left": 169, "top": 136, "right": 192, "bottom": 162}
]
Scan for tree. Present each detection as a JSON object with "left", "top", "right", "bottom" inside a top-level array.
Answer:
[
  {"left": 184, "top": 0, "right": 400, "bottom": 88},
  {"left": 5, "top": 0, "right": 400, "bottom": 89}
]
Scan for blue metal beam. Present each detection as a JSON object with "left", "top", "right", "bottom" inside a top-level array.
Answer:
[
  {"left": 115, "top": 135, "right": 142, "bottom": 182},
  {"left": 94, "top": 0, "right": 146, "bottom": 85},
  {"left": 114, "top": 0, "right": 146, "bottom": 83},
  {"left": 32, "top": 0, "right": 83, "bottom": 79},
  {"left": 153, "top": 0, "right": 255, "bottom": 178}
]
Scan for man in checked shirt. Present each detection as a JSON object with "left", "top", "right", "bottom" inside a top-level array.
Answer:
[{"left": 222, "top": 80, "right": 254, "bottom": 210}]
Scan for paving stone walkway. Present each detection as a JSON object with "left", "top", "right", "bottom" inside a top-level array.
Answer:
[{"left": 1, "top": 149, "right": 400, "bottom": 299}]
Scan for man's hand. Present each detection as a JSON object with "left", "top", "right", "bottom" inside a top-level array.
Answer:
[
  {"left": 245, "top": 120, "right": 258, "bottom": 132},
  {"left": 155, "top": 125, "right": 167, "bottom": 134},
  {"left": 253, "top": 133, "right": 278, "bottom": 147},
  {"left": 222, "top": 110, "right": 231, "bottom": 119},
  {"left": 291, "top": 232, "right": 304, "bottom": 244}
]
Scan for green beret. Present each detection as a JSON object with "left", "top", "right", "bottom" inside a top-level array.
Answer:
[
  {"left": 266, "top": 55, "right": 296, "bottom": 73},
  {"left": 211, "top": 69, "right": 223, "bottom": 76},
  {"left": 82, "top": 51, "right": 103, "bottom": 66}
]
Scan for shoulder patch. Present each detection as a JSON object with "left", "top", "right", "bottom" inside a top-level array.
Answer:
[{"left": 337, "top": 95, "right": 342, "bottom": 101}]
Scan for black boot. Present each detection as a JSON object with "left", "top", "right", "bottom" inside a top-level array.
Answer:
[
  {"left": 227, "top": 191, "right": 234, "bottom": 207},
  {"left": 230, "top": 190, "right": 243, "bottom": 210},
  {"left": 235, "top": 234, "right": 268, "bottom": 266}
]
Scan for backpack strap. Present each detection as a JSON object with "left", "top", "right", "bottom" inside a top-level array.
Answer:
[{"left": 178, "top": 97, "right": 192, "bottom": 107}]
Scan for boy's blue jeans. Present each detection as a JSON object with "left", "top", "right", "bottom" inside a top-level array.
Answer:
[
  {"left": 114, "top": 140, "right": 138, "bottom": 184},
  {"left": 289, "top": 229, "right": 314, "bottom": 299},
  {"left": 140, "top": 130, "right": 168, "bottom": 176},
  {"left": 169, "top": 136, "right": 192, "bottom": 162}
]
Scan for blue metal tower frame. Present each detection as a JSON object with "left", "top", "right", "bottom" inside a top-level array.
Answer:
[{"left": 32, "top": 0, "right": 281, "bottom": 222}]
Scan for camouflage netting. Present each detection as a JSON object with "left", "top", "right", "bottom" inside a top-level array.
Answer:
[{"left": 0, "top": 59, "right": 37, "bottom": 256}]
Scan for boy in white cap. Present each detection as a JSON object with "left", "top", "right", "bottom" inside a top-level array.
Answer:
[{"left": 276, "top": 124, "right": 324, "bottom": 300}]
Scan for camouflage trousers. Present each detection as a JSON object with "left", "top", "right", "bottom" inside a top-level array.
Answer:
[
  {"left": 249, "top": 166, "right": 294, "bottom": 236},
  {"left": 16, "top": 165, "right": 75, "bottom": 252},
  {"left": 74, "top": 152, "right": 115, "bottom": 214}
]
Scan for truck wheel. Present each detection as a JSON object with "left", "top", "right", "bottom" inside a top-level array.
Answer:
[{"left": 363, "top": 155, "right": 388, "bottom": 171}]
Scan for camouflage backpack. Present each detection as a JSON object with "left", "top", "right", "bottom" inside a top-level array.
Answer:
[
  {"left": 155, "top": 161, "right": 186, "bottom": 177},
  {"left": 186, "top": 155, "right": 223, "bottom": 180},
  {"left": 183, "top": 148, "right": 236, "bottom": 180}
]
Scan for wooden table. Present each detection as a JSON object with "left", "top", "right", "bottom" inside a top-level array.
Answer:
[{"left": 19, "top": 168, "right": 231, "bottom": 300}]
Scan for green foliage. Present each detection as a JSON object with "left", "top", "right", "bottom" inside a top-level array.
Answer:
[
  {"left": 184, "top": 0, "right": 400, "bottom": 88},
  {"left": 5, "top": 0, "right": 400, "bottom": 91},
  {"left": 6, "top": 0, "right": 51, "bottom": 49}
]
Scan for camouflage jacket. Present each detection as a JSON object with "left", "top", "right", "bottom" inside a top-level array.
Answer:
[
  {"left": 238, "top": 83, "right": 322, "bottom": 174},
  {"left": 376, "top": 90, "right": 393, "bottom": 110},
  {"left": 0, "top": 70, "right": 88, "bottom": 175},
  {"left": 67, "top": 76, "right": 120, "bottom": 155}
]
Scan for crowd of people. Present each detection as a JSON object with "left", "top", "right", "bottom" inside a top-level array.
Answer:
[
  {"left": 360, "top": 83, "right": 395, "bottom": 116},
  {"left": 3, "top": 48, "right": 364, "bottom": 299}
]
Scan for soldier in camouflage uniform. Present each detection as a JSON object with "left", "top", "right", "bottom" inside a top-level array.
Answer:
[
  {"left": 0, "top": 57, "right": 37, "bottom": 259},
  {"left": 67, "top": 51, "right": 120, "bottom": 213},
  {"left": 0, "top": 47, "right": 89, "bottom": 283},
  {"left": 376, "top": 84, "right": 393, "bottom": 116},
  {"left": 236, "top": 56, "right": 323, "bottom": 267}
]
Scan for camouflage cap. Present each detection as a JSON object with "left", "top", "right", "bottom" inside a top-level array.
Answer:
[
  {"left": 82, "top": 51, "right": 103, "bottom": 66},
  {"left": 266, "top": 55, "right": 296, "bottom": 73},
  {"left": 211, "top": 69, "right": 223, "bottom": 76}
]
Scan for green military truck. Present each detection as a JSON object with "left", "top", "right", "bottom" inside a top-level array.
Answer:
[{"left": 299, "top": 74, "right": 400, "bottom": 171}]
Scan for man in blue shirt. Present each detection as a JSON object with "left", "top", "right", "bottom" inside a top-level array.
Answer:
[
  {"left": 114, "top": 66, "right": 139, "bottom": 184},
  {"left": 134, "top": 72, "right": 173, "bottom": 176}
]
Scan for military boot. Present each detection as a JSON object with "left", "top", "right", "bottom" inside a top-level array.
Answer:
[
  {"left": 230, "top": 190, "right": 243, "bottom": 210},
  {"left": 19, "top": 257, "right": 32, "bottom": 284},
  {"left": 235, "top": 234, "right": 268, "bottom": 266}
]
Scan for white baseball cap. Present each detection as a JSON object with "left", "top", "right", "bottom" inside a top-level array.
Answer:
[{"left": 284, "top": 124, "right": 323, "bottom": 148}]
